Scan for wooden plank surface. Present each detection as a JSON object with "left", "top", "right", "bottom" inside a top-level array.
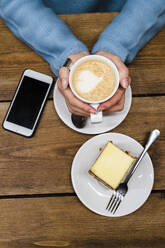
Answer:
[
  {"left": 0, "top": 96, "right": 164, "bottom": 196},
  {"left": 0, "top": 13, "right": 165, "bottom": 101},
  {"left": 0, "top": 12, "right": 165, "bottom": 248},
  {"left": 0, "top": 194, "right": 164, "bottom": 248}
]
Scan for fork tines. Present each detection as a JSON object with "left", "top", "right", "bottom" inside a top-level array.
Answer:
[{"left": 106, "top": 192, "right": 123, "bottom": 214}]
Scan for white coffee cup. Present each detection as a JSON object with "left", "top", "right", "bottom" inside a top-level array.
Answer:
[{"left": 69, "top": 55, "right": 119, "bottom": 123}]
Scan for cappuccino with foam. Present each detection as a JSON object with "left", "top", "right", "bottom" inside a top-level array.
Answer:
[{"left": 71, "top": 59, "right": 116, "bottom": 102}]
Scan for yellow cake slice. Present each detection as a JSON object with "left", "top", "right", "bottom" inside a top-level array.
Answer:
[{"left": 88, "top": 142, "right": 136, "bottom": 190}]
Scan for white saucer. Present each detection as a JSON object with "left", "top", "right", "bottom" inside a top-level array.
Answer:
[
  {"left": 53, "top": 81, "right": 132, "bottom": 134},
  {"left": 71, "top": 133, "right": 154, "bottom": 217}
]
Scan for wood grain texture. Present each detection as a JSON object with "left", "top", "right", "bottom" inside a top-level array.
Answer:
[
  {"left": 0, "top": 12, "right": 164, "bottom": 248},
  {"left": 0, "top": 12, "right": 165, "bottom": 101},
  {"left": 0, "top": 96, "right": 164, "bottom": 195},
  {"left": 0, "top": 194, "right": 164, "bottom": 248}
]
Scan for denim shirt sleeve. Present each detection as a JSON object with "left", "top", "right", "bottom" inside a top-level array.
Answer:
[
  {"left": 92, "top": 0, "right": 165, "bottom": 63},
  {"left": 0, "top": 0, "right": 88, "bottom": 76}
]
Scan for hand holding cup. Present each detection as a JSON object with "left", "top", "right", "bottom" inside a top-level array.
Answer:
[
  {"left": 69, "top": 55, "right": 119, "bottom": 123},
  {"left": 58, "top": 51, "right": 131, "bottom": 120},
  {"left": 58, "top": 51, "right": 96, "bottom": 117}
]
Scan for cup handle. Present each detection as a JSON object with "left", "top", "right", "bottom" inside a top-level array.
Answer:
[{"left": 90, "top": 103, "right": 102, "bottom": 123}]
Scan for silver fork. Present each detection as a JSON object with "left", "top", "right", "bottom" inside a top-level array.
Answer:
[{"left": 106, "top": 129, "right": 160, "bottom": 214}]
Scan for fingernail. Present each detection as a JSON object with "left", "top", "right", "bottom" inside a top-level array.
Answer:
[
  {"left": 62, "top": 79, "right": 68, "bottom": 89},
  {"left": 121, "top": 78, "right": 129, "bottom": 89}
]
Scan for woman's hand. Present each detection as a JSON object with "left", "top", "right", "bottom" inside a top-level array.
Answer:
[
  {"left": 95, "top": 51, "right": 131, "bottom": 112},
  {"left": 58, "top": 50, "right": 131, "bottom": 116},
  {"left": 57, "top": 51, "right": 96, "bottom": 116}
]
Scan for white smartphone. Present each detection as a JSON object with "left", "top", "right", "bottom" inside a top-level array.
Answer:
[{"left": 3, "top": 69, "right": 53, "bottom": 137}]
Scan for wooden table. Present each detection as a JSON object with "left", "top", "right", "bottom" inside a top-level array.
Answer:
[{"left": 0, "top": 13, "right": 165, "bottom": 248}]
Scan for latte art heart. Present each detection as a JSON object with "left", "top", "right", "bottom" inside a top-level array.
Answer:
[
  {"left": 77, "top": 70, "right": 102, "bottom": 93},
  {"left": 72, "top": 59, "right": 116, "bottom": 101}
]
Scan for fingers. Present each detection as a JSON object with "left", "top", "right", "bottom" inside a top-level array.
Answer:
[
  {"left": 58, "top": 52, "right": 128, "bottom": 116},
  {"left": 111, "top": 56, "right": 131, "bottom": 89},
  {"left": 98, "top": 87, "right": 125, "bottom": 111},
  {"left": 58, "top": 52, "right": 91, "bottom": 117},
  {"left": 59, "top": 67, "right": 70, "bottom": 90},
  {"left": 58, "top": 78, "right": 96, "bottom": 116},
  {"left": 106, "top": 94, "right": 125, "bottom": 112},
  {"left": 66, "top": 102, "right": 91, "bottom": 116},
  {"left": 68, "top": 50, "right": 89, "bottom": 63},
  {"left": 95, "top": 51, "right": 131, "bottom": 89},
  {"left": 64, "top": 88, "right": 96, "bottom": 115},
  {"left": 94, "top": 51, "right": 128, "bottom": 113}
]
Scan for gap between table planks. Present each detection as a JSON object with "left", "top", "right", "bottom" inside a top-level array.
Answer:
[
  {"left": 0, "top": 194, "right": 164, "bottom": 248},
  {"left": 0, "top": 12, "right": 164, "bottom": 248},
  {"left": 0, "top": 96, "right": 164, "bottom": 196},
  {"left": 0, "top": 13, "right": 165, "bottom": 101}
]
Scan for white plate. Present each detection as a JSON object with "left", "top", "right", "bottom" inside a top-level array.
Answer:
[
  {"left": 53, "top": 81, "right": 132, "bottom": 134},
  {"left": 71, "top": 133, "right": 154, "bottom": 217}
]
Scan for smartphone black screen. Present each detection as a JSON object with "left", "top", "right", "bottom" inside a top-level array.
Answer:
[{"left": 7, "top": 76, "right": 49, "bottom": 129}]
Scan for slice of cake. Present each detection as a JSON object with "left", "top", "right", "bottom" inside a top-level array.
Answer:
[{"left": 88, "top": 141, "right": 136, "bottom": 190}]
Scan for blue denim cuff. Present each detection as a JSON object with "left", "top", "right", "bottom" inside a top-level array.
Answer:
[
  {"left": 91, "top": 37, "right": 129, "bottom": 63},
  {"left": 50, "top": 42, "right": 89, "bottom": 77}
]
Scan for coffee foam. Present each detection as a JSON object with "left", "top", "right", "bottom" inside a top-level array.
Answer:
[
  {"left": 76, "top": 70, "right": 102, "bottom": 93},
  {"left": 72, "top": 59, "right": 116, "bottom": 101}
]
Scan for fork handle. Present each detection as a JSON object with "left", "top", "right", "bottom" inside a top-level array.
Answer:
[{"left": 125, "top": 129, "right": 160, "bottom": 183}]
